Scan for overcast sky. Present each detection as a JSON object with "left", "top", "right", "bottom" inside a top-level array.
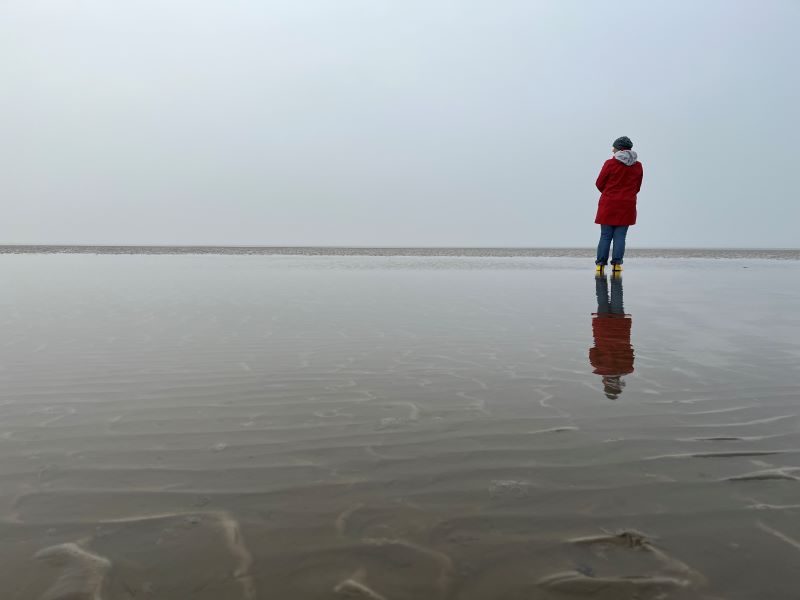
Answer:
[{"left": 2, "top": 1, "right": 798, "bottom": 247}]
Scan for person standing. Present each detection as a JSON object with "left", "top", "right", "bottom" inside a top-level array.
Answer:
[{"left": 594, "top": 136, "right": 643, "bottom": 273}]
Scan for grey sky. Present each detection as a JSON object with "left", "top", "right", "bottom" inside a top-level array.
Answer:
[{"left": 2, "top": 1, "right": 798, "bottom": 247}]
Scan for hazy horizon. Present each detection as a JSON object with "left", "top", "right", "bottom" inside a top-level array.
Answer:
[
  {"left": 3, "top": 1, "right": 798, "bottom": 247},
  {"left": 3, "top": 243, "right": 800, "bottom": 249}
]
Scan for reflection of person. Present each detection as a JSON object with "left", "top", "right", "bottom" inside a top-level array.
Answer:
[
  {"left": 594, "top": 136, "right": 644, "bottom": 275},
  {"left": 590, "top": 275, "right": 634, "bottom": 399}
]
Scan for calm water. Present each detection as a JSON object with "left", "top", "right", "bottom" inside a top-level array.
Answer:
[{"left": 1, "top": 253, "right": 799, "bottom": 599}]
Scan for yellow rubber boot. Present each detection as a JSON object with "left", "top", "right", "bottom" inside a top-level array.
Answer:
[
  {"left": 612, "top": 264, "right": 623, "bottom": 274},
  {"left": 595, "top": 264, "right": 605, "bottom": 275}
]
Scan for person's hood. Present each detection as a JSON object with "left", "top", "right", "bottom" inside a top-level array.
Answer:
[{"left": 613, "top": 149, "right": 638, "bottom": 166}]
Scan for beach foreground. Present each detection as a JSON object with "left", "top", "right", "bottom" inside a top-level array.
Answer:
[{"left": 1, "top": 253, "right": 799, "bottom": 599}]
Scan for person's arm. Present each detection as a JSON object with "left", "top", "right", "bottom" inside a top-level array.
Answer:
[
  {"left": 596, "top": 161, "right": 611, "bottom": 192},
  {"left": 636, "top": 163, "right": 643, "bottom": 192}
]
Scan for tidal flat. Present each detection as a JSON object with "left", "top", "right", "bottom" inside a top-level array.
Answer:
[{"left": 1, "top": 251, "right": 799, "bottom": 599}]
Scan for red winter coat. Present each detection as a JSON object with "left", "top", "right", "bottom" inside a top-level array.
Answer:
[
  {"left": 595, "top": 155, "right": 643, "bottom": 225},
  {"left": 589, "top": 314, "right": 634, "bottom": 376}
]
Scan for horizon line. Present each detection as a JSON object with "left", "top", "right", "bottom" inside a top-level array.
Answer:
[{"left": 2, "top": 244, "right": 800, "bottom": 251}]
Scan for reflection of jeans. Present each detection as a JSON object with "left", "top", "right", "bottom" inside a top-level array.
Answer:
[
  {"left": 596, "top": 225, "right": 629, "bottom": 265},
  {"left": 595, "top": 275, "right": 624, "bottom": 315}
]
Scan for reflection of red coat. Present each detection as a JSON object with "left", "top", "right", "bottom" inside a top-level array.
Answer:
[
  {"left": 589, "top": 314, "right": 634, "bottom": 375},
  {"left": 595, "top": 158, "right": 643, "bottom": 225}
]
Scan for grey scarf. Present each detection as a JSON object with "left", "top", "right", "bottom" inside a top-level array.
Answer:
[{"left": 613, "top": 149, "right": 638, "bottom": 166}]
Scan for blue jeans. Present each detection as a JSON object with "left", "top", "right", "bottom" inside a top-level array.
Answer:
[
  {"left": 596, "top": 225, "right": 629, "bottom": 265},
  {"left": 595, "top": 274, "right": 625, "bottom": 315}
]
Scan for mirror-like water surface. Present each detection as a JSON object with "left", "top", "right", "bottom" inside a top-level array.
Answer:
[{"left": 1, "top": 254, "right": 799, "bottom": 599}]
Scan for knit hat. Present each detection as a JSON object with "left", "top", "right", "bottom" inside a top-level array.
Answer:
[{"left": 613, "top": 136, "right": 633, "bottom": 150}]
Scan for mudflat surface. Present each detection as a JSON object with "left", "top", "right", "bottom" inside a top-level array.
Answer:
[{"left": 1, "top": 254, "right": 799, "bottom": 599}]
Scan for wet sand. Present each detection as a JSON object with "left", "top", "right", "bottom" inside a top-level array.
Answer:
[{"left": 1, "top": 252, "right": 799, "bottom": 599}]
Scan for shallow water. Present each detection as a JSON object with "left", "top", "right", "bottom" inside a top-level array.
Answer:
[{"left": 1, "top": 254, "right": 799, "bottom": 599}]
